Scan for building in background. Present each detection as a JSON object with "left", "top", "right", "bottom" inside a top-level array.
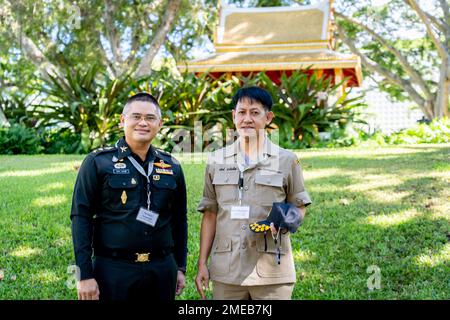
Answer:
[{"left": 178, "top": 0, "right": 362, "bottom": 89}]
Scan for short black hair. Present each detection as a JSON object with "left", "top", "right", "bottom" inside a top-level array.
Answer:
[
  {"left": 231, "top": 86, "right": 273, "bottom": 111},
  {"left": 123, "top": 92, "right": 161, "bottom": 117}
]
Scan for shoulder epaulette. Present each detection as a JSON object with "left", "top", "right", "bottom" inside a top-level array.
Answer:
[
  {"left": 154, "top": 147, "right": 171, "bottom": 157},
  {"left": 154, "top": 148, "right": 181, "bottom": 165},
  {"left": 90, "top": 146, "right": 116, "bottom": 156}
]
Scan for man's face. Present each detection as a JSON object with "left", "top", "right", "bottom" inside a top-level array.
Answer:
[
  {"left": 120, "top": 101, "right": 162, "bottom": 145},
  {"left": 232, "top": 98, "right": 273, "bottom": 138}
]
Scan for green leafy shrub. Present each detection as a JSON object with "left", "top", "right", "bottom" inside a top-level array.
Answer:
[
  {"left": 32, "top": 65, "right": 132, "bottom": 153},
  {"left": 39, "top": 128, "right": 83, "bottom": 154},
  {"left": 387, "top": 117, "right": 450, "bottom": 144},
  {"left": 0, "top": 123, "right": 42, "bottom": 154},
  {"left": 318, "top": 118, "right": 450, "bottom": 148}
]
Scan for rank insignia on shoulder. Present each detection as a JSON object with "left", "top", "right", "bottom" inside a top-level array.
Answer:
[
  {"left": 114, "top": 163, "right": 127, "bottom": 169},
  {"left": 153, "top": 175, "right": 160, "bottom": 181},
  {"left": 154, "top": 160, "right": 172, "bottom": 169},
  {"left": 120, "top": 146, "right": 128, "bottom": 153},
  {"left": 155, "top": 168, "right": 174, "bottom": 175}
]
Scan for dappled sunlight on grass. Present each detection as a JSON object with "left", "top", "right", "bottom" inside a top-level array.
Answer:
[
  {"left": 364, "top": 209, "right": 423, "bottom": 228},
  {"left": 414, "top": 244, "right": 450, "bottom": 268},
  {"left": 10, "top": 246, "right": 43, "bottom": 258},
  {"left": 32, "top": 195, "right": 67, "bottom": 208},
  {"left": 173, "top": 152, "right": 208, "bottom": 164},
  {"left": 293, "top": 248, "right": 317, "bottom": 262},
  {"left": 296, "top": 144, "right": 446, "bottom": 159},
  {"left": 0, "top": 167, "right": 72, "bottom": 178},
  {"left": 345, "top": 175, "right": 403, "bottom": 192},
  {"left": 303, "top": 168, "right": 341, "bottom": 180},
  {"left": 30, "top": 270, "right": 61, "bottom": 284},
  {"left": 52, "top": 236, "right": 71, "bottom": 248},
  {"left": 0, "top": 159, "right": 81, "bottom": 178},
  {"left": 366, "top": 189, "right": 411, "bottom": 204},
  {"left": 40, "top": 182, "right": 67, "bottom": 192}
]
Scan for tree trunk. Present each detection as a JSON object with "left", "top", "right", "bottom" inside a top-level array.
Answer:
[
  {"left": 0, "top": 107, "right": 9, "bottom": 127},
  {"left": 135, "top": 0, "right": 182, "bottom": 78},
  {"left": 435, "top": 60, "right": 450, "bottom": 117}
]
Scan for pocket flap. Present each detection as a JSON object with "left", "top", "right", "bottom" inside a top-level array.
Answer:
[
  {"left": 152, "top": 176, "right": 177, "bottom": 190},
  {"left": 213, "top": 238, "right": 232, "bottom": 253},
  {"left": 256, "top": 234, "right": 286, "bottom": 254},
  {"left": 108, "top": 175, "right": 139, "bottom": 189},
  {"left": 213, "top": 170, "right": 239, "bottom": 185},
  {"left": 255, "top": 172, "right": 283, "bottom": 187}
]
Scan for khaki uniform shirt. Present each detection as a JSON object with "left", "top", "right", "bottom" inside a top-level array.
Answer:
[{"left": 197, "top": 139, "right": 312, "bottom": 286}]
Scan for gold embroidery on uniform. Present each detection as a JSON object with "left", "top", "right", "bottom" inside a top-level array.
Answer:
[
  {"left": 154, "top": 161, "right": 172, "bottom": 169},
  {"left": 155, "top": 168, "right": 173, "bottom": 175},
  {"left": 121, "top": 191, "right": 127, "bottom": 204}
]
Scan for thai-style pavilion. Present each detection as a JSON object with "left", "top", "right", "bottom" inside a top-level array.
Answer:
[{"left": 177, "top": 0, "right": 362, "bottom": 88}]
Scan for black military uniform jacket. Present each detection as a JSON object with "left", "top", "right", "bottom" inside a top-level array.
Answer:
[{"left": 71, "top": 138, "right": 187, "bottom": 280}]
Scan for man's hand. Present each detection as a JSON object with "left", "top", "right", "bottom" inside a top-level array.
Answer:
[
  {"left": 77, "top": 278, "right": 99, "bottom": 300},
  {"left": 176, "top": 270, "right": 186, "bottom": 296},
  {"left": 195, "top": 263, "right": 210, "bottom": 300}
]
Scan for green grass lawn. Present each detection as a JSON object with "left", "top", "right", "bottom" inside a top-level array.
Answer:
[{"left": 0, "top": 144, "right": 449, "bottom": 300}]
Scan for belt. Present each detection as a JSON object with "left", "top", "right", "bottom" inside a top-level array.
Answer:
[{"left": 94, "top": 246, "right": 173, "bottom": 263}]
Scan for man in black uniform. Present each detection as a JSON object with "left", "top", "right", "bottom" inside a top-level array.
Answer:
[{"left": 70, "top": 92, "right": 187, "bottom": 300}]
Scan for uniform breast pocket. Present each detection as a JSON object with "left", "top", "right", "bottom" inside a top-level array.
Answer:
[
  {"left": 254, "top": 171, "right": 286, "bottom": 205},
  {"left": 151, "top": 175, "right": 177, "bottom": 212},
  {"left": 106, "top": 175, "right": 140, "bottom": 210},
  {"left": 256, "top": 233, "right": 294, "bottom": 278},
  {"left": 212, "top": 170, "right": 239, "bottom": 204}
]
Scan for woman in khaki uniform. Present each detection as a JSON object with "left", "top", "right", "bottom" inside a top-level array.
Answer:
[{"left": 195, "top": 87, "right": 312, "bottom": 300}]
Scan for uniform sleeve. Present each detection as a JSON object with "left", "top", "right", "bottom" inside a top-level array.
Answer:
[
  {"left": 70, "top": 154, "right": 99, "bottom": 280},
  {"left": 172, "top": 164, "right": 188, "bottom": 272},
  {"left": 197, "top": 159, "right": 218, "bottom": 214},
  {"left": 286, "top": 155, "right": 312, "bottom": 207}
]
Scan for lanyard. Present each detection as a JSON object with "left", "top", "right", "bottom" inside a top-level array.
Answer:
[
  {"left": 127, "top": 156, "right": 154, "bottom": 210},
  {"left": 237, "top": 161, "right": 247, "bottom": 206}
]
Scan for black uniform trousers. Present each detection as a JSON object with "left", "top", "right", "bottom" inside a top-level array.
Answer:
[{"left": 93, "top": 254, "right": 178, "bottom": 300}]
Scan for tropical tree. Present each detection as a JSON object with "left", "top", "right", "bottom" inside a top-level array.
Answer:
[
  {"left": 32, "top": 65, "right": 133, "bottom": 151},
  {"left": 229, "top": 0, "right": 449, "bottom": 119},
  {"left": 335, "top": 0, "right": 449, "bottom": 119}
]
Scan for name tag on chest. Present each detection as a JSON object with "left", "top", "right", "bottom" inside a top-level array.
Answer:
[
  {"left": 230, "top": 205, "right": 250, "bottom": 220},
  {"left": 136, "top": 207, "right": 159, "bottom": 227}
]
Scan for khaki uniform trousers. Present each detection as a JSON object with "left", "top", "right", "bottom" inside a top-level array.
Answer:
[{"left": 213, "top": 281, "right": 294, "bottom": 300}]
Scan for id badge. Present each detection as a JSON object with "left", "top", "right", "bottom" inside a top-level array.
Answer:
[
  {"left": 230, "top": 205, "right": 250, "bottom": 220},
  {"left": 136, "top": 207, "right": 159, "bottom": 227}
]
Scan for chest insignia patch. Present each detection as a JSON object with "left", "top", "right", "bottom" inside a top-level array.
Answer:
[
  {"left": 155, "top": 168, "right": 173, "bottom": 175},
  {"left": 121, "top": 191, "right": 127, "bottom": 204},
  {"left": 154, "top": 160, "right": 172, "bottom": 169}
]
